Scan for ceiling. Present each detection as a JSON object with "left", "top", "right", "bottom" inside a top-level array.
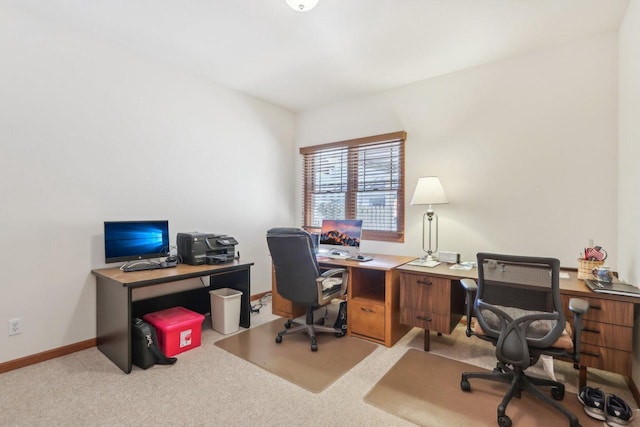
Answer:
[{"left": 12, "top": 0, "right": 630, "bottom": 112}]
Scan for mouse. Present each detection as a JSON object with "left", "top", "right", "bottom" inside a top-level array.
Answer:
[
  {"left": 165, "top": 256, "right": 178, "bottom": 263},
  {"left": 357, "top": 255, "right": 365, "bottom": 260},
  {"left": 331, "top": 251, "right": 341, "bottom": 255}
]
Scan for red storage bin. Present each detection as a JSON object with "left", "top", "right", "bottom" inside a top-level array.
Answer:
[{"left": 143, "top": 306, "right": 205, "bottom": 357}]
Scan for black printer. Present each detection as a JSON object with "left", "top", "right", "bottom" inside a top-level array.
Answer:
[{"left": 177, "top": 232, "right": 238, "bottom": 265}]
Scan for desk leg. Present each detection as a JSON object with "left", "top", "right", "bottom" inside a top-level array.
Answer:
[
  {"left": 579, "top": 365, "right": 587, "bottom": 390},
  {"left": 424, "top": 329, "right": 430, "bottom": 351},
  {"left": 96, "top": 277, "right": 131, "bottom": 373}
]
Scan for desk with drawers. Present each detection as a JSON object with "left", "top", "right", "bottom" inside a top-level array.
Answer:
[
  {"left": 271, "top": 254, "right": 416, "bottom": 347},
  {"left": 397, "top": 263, "right": 639, "bottom": 392}
]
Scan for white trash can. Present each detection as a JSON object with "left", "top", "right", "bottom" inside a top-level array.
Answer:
[{"left": 209, "top": 288, "right": 243, "bottom": 334}]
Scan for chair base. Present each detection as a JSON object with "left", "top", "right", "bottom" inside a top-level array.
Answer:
[
  {"left": 275, "top": 307, "right": 345, "bottom": 351},
  {"left": 460, "top": 364, "right": 580, "bottom": 427}
]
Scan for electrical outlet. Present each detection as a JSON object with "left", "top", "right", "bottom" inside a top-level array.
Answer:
[{"left": 8, "top": 318, "right": 22, "bottom": 336}]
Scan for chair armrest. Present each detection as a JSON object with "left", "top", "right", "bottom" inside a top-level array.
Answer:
[
  {"left": 316, "top": 268, "right": 348, "bottom": 305},
  {"left": 568, "top": 297, "right": 589, "bottom": 364},
  {"left": 321, "top": 268, "right": 347, "bottom": 278},
  {"left": 460, "top": 279, "right": 477, "bottom": 337},
  {"left": 460, "top": 278, "right": 477, "bottom": 292},
  {"left": 569, "top": 298, "right": 589, "bottom": 315}
]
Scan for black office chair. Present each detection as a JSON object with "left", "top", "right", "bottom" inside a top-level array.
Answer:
[
  {"left": 459, "top": 253, "right": 589, "bottom": 427},
  {"left": 266, "top": 227, "right": 348, "bottom": 351}
]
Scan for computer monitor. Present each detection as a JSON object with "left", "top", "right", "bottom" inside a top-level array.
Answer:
[
  {"left": 319, "top": 219, "right": 363, "bottom": 253},
  {"left": 104, "top": 220, "right": 170, "bottom": 263}
]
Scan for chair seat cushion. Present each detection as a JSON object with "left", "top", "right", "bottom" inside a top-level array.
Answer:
[
  {"left": 321, "top": 277, "right": 342, "bottom": 290},
  {"left": 473, "top": 306, "right": 573, "bottom": 350}
]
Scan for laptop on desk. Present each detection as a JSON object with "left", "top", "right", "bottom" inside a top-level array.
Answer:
[{"left": 584, "top": 279, "right": 640, "bottom": 298}]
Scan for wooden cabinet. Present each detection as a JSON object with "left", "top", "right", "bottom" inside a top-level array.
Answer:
[
  {"left": 561, "top": 294, "right": 634, "bottom": 377},
  {"left": 270, "top": 254, "right": 414, "bottom": 347},
  {"left": 399, "top": 271, "right": 465, "bottom": 350},
  {"left": 270, "top": 265, "right": 306, "bottom": 319}
]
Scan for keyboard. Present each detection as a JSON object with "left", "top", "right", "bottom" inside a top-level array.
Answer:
[
  {"left": 122, "top": 261, "right": 178, "bottom": 272},
  {"left": 327, "top": 253, "right": 350, "bottom": 260}
]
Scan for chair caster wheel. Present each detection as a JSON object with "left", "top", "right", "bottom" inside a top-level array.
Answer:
[
  {"left": 275, "top": 335, "right": 283, "bottom": 344},
  {"left": 335, "top": 331, "right": 346, "bottom": 337},
  {"left": 317, "top": 318, "right": 325, "bottom": 325},
  {"left": 498, "top": 415, "right": 512, "bottom": 427},
  {"left": 284, "top": 320, "right": 292, "bottom": 329},
  {"left": 551, "top": 385, "right": 565, "bottom": 400},
  {"left": 311, "top": 343, "right": 318, "bottom": 351},
  {"left": 460, "top": 380, "right": 471, "bottom": 392}
]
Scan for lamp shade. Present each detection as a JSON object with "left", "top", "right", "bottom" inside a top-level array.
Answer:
[
  {"left": 411, "top": 176, "right": 448, "bottom": 205},
  {"left": 285, "top": 0, "right": 319, "bottom": 12}
]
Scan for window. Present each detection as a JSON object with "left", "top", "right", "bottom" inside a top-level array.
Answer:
[{"left": 300, "top": 131, "right": 406, "bottom": 243}]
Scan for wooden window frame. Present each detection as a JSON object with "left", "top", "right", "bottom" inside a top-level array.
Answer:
[{"left": 300, "top": 131, "right": 406, "bottom": 243}]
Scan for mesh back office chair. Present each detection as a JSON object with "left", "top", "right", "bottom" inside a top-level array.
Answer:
[
  {"left": 459, "top": 253, "right": 589, "bottom": 427},
  {"left": 266, "top": 227, "right": 348, "bottom": 351}
]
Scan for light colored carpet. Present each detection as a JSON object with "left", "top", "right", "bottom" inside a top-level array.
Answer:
[
  {"left": 0, "top": 299, "right": 637, "bottom": 426},
  {"left": 215, "top": 317, "right": 378, "bottom": 393},
  {"left": 365, "top": 349, "right": 605, "bottom": 427}
]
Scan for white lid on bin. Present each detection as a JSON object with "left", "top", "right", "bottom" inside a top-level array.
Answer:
[{"left": 209, "top": 288, "right": 243, "bottom": 298}]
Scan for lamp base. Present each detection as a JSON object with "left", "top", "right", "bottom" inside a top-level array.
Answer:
[{"left": 408, "top": 255, "right": 441, "bottom": 268}]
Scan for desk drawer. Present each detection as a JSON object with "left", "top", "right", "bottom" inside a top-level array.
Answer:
[
  {"left": 400, "top": 273, "right": 450, "bottom": 314},
  {"left": 572, "top": 321, "right": 633, "bottom": 352},
  {"left": 579, "top": 343, "right": 632, "bottom": 376},
  {"left": 400, "top": 308, "right": 450, "bottom": 333},
  {"left": 350, "top": 299, "right": 385, "bottom": 341},
  {"left": 562, "top": 295, "right": 633, "bottom": 326}
]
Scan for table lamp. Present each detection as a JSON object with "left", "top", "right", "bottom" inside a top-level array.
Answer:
[{"left": 410, "top": 176, "right": 448, "bottom": 267}]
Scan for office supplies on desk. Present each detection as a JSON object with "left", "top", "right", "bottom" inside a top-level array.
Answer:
[
  {"left": 407, "top": 258, "right": 440, "bottom": 268},
  {"left": 121, "top": 260, "right": 177, "bottom": 272},
  {"left": 585, "top": 279, "right": 640, "bottom": 297},
  {"left": 347, "top": 254, "right": 373, "bottom": 262},
  {"left": 177, "top": 232, "right": 238, "bottom": 265}
]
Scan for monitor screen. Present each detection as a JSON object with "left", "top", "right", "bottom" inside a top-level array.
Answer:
[
  {"left": 320, "top": 219, "right": 363, "bottom": 248},
  {"left": 104, "top": 220, "right": 170, "bottom": 263}
]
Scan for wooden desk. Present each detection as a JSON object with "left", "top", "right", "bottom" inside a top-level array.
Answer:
[
  {"left": 271, "top": 254, "right": 416, "bottom": 347},
  {"left": 398, "top": 263, "right": 639, "bottom": 392},
  {"left": 92, "top": 261, "right": 253, "bottom": 373}
]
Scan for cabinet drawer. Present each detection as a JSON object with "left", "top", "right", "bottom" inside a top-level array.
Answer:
[
  {"left": 400, "top": 273, "right": 451, "bottom": 314},
  {"left": 579, "top": 343, "right": 632, "bottom": 376},
  {"left": 400, "top": 308, "right": 450, "bottom": 333},
  {"left": 570, "top": 320, "right": 633, "bottom": 352},
  {"left": 350, "top": 299, "right": 385, "bottom": 341},
  {"left": 562, "top": 295, "right": 633, "bottom": 326}
]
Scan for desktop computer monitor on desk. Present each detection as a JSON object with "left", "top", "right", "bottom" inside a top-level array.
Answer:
[{"left": 317, "top": 219, "right": 372, "bottom": 261}]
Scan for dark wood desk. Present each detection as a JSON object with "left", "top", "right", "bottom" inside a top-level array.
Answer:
[
  {"left": 92, "top": 261, "right": 253, "bottom": 373},
  {"left": 398, "top": 263, "right": 640, "bottom": 393}
]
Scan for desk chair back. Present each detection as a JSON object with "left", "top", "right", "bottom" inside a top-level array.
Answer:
[
  {"left": 475, "top": 253, "right": 566, "bottom": 366},
  {"left": 266, "top": 227, "right": 321, "bottom": 305}
]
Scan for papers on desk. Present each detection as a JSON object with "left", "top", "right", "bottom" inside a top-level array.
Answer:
[
  {"left": 559, "top": 272, "right": 570, "bottom": 280},
  {"left": 408, "top": 259, "right": 440, "bottom": 268},
  {"left": 449, "top": 262, "right": 476, "bottom": 271}
]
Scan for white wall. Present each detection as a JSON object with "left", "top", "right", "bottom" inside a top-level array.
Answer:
[
  {"left": 296, "top": 33, "right": 619, "bottom": 270},
  {"left": 619, "top": 0, "right": 640, "bottom": 391},
  {"left": 0, "top": 5, "right": 295, "bottom": 362}
]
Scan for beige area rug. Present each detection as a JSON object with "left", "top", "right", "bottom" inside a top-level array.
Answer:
[
  {"left": 215, "top": 318, "right": 378, "bottom": 393},
  {"left": 365, "top": 349, "right": 603, "bottom": 427}
]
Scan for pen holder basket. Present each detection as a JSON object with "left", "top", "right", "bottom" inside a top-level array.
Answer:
[{"left": 577, "top": 258, "right": 605, "bottom": 280}]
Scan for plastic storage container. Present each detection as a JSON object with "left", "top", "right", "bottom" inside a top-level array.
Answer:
[
  {"left": 209, "top": 288, "right": 243, "bottom": 334},
  {"left": 143, "top": 306, "right": 205, "bottom": 357}
]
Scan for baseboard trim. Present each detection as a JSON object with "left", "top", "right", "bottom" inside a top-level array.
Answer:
[
  {"left": 625, "top": 375, "right": 640, "bottom": 407},
  {"left": 0, "top": 338, "right": 97, "bottom": 374},
  {"left": 1, "top": 292, "right": 268, "bottom": 374}
]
